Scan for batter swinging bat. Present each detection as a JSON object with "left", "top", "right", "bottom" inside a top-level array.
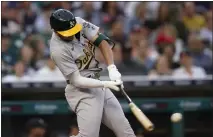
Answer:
[{"left": 119, "top": 86, "right": 154, "bottom": 131}]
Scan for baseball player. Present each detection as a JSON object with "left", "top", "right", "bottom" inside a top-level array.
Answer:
[{"left": 49, "top": 9, "right": 136, "bottom": 137}]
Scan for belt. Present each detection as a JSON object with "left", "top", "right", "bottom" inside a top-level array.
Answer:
[{"left": 66, "top": 73, "right": 100, "bottom": 84}]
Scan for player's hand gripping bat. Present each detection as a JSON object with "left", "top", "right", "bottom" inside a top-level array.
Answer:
[{"left": 119, "top": 85, "right": 154, "bottom": 131}]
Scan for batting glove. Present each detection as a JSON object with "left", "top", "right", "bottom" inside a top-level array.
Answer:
[
  {"left": 101, "top": 80, "right": 123, "bottom": 91},
  {"left": 107, "top": 64, "right": 122, "bottom": 81}
]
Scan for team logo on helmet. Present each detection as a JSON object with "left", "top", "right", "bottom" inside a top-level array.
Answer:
[{"left": 70, "top": 21, "right": 75, "bottom": 28}]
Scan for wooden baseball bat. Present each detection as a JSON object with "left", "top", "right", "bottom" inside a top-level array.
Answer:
[{"left": 119, "top": 86, "right": 154, "bottom": 131}]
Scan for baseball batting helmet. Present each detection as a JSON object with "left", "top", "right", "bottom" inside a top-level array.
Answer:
[{"left": 50, "top": 9, "right": 82, "bottom": 37}]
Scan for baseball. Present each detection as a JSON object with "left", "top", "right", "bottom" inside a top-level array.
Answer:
[{"left": 171, "top": 113, "right": 182, "bottom": 122}]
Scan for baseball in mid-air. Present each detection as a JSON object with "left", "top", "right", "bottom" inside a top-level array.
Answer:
[{"left": 171, "top": 113, "right": 182, "bottom": 122}]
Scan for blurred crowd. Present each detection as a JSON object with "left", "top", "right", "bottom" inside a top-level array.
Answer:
[{"left": 2, "top": 1, "right": 213, "bottom": 82}]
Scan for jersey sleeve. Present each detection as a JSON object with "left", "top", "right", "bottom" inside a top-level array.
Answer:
[
  {"left": 76, "top": 17, "right": 99, "bottom": 41},
  {"left": 51, "top": 50, "right": 78, "bottom": 77}
]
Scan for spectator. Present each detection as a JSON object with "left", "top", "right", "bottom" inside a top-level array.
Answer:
[
  {"left": 107, "top": 19, "right": 127, "bottom": 47},
  {"left": 148, "top": 56, "right": 172, "bottom": 79},
  {"left": 200, "top": 11, "right": 213, "bottom": 48},
  {"left": 182, "top": 2, "right": 206, "bottom": 32},
  {"left": 173, "top": 50, "right": 206, "bottom": 79},
  {"left": 131, "top": 38, "right": 156, "bottom": 73},
  {"left": 126, "top": 23, "right": 159, "bottom": 59},
  {"left": 155, "top": 2, "right": 170, "bottom": 26},
  {"left": 158, "top": 24, "right": 184, "bottom": 63},
  {"left": 145, "top": 2, "right": 161, "bottom": 20},
  {"left": 124, "top": 27, "right": 154, "bottom": 75},
  {"left": 155, "top": 25, "right": 181, "bottom": 69},
  {"left": 24, "top": 118, "right": 47, "bottom": 137},
  {"left": 112, "top": 44, "right": 123, "bottom": 66},
  {"left": 2, "top": 61, "right": 31, "bottom": 82},
  {"left": 2, "top": 2, "right": 9, "bottom": 35},
  {"left": 2, "top": 34, "right": 19, "bottom": 72},
  {"left": 112, "top": 44, "right": 132, "bottom": 74},
  {"left": 187, "top": 33, "right": 212, "bottom": 73},
  {"left": 74, "top": 2, "right": 101, "bottom": 25},
  {"left": 125, "top": 2, "right": 139, "bottom": 17},
  {"left": 20, "top": 35, "right": 48, "bottom": 69},
  {"left": 31, "top": 36, "right": 50, "bottom": 69},
  {"left": 20, "top": 45, "right": 37, "bottom": 76},
  {"left": 127, "top": 2, "right": 147, "bottom": 34},
  {"left": 127, "top": 26, "right": 143, "bottom": 59},
  {"left": 20, "top": 45, "right": 34, "bottom": 68},
  {"left": 2, "top": 2, "right": 21, "bottom": 35},
  {"left": 23, "top": 33, "right": 36, "bottom": 46},
  {"left": 166, "top": 24, "right": 184, "bottom": 62},
  {"left": 21, "top": 2, "right": 37, "bottom": 34},
  {"left": 34, "top": 57, "right": 64, "bottom": 81},
  {"left": 35, "top": 2, "right": 52, "bottom": 34},
  {"left": 141, "top": 20, "right": 159, "bottom": 47},
  {"left": 173, "top": 18, "right": 188, "bottom": 43},
  {"left": 151, "top": 2, "right": 187, "bottom": 42},
  {"left": 101, "top": 1, "right": 123, "bottom": 31}
]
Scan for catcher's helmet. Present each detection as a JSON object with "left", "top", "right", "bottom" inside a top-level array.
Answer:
[{"left": 50, "top": 9, "right": 82, "bottom": 37}]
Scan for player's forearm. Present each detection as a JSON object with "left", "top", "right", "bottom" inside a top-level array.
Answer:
[
  {"left": 99, "top": 40, "right": 121, "bottom": 81},
  {"left": 92, "top": 33, "right": 121, "bottom": 81},
  {"left": 69, "top": 71, "right": 121, "bottom": 91},
  {"left": 99, "top": 40, "right": 114, "bottom": 66},
  {"left": 69, "top": 71, "right": 104, "bottom": 88}
]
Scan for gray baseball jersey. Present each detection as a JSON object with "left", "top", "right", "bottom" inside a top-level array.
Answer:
[
  {"left": 49, "top": 17, "right": 135, "bottom": 137},
  {"left": 50, "top": 17, "right": 102, "bottom": 81}
]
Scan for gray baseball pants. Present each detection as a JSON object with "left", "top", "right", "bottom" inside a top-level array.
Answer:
[{"left": 65, "top": 85, "right": 136, "bottom": 137}]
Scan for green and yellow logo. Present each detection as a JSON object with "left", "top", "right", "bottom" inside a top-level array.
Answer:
[{"left": 75, "top": 42, "right": 95, "bottom": 70}]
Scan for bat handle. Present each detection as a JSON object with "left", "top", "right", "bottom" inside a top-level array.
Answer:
[
  {"left": 118, "top": 85, "right": 123, "bottom": 89},
  {"left": 119, "top": 85, "right": 132, "bottom": 104}
]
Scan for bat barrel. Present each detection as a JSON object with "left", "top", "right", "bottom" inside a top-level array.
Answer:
[
  {"left": 146, "top": 124, "right": 154, "bottom": 131},
  {"left": 129, "top": 103, "right": 155, "bottom": 131},
  {"left": 119, "top": 86, "right": 154, "bottom": 132}
]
